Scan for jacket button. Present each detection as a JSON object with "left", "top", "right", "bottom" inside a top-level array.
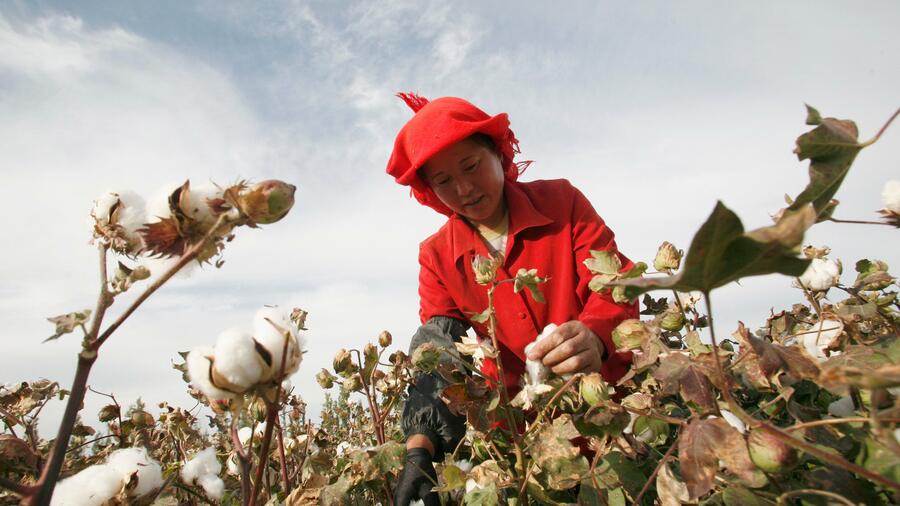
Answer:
[{"left": 517, "top": 312, "right": 526, "bottom": 319}]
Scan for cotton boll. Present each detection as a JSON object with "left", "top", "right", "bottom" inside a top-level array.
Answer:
[
  {"left": 719, "top": 410, "right": 746, "bottom": 434},
  {"left": 106, "top": 447, "right": 163, "bottom": 498},
  {"left": 465, "top": 478, "right": 483, "bottom": 493},
  {"left": 213, "top": 328, "right": 265, "bottom": 391},
  {"left": 51, "top": 464, "right": 122, "bottom": 506},
  {"left": 181, "top": 447, "right": 222, "bottom": 484},
  {"left": 453, "top": 459, "right": 473, "bottom": 473},
  {"left": 198, "top": 474, "right": 225, "bottom": 501},
  {"left": 797, "top": 258, "right": 842, "bottom": 292},
  {"left": 523, "top": 324, "right": 556, "bottom": 385},
  {"left": 253, "top": 306, "right": 304, "bottom": 381},
  {"left": 140, "top": 255, "right": 200, "bottom": 280},
  {"left": 238, "top": 423, "right": 266, "bottom": 446},
  {"left": 183, "top": 183, "right": 224, "bottom": 225},
  {"left": 803, "top": 318, "right": 844, "bottom": 361},
  {"left": 828, "top": 396, "right": 855, "bottom": 417},
  {"left": 882, "top": 180, "right": 900, "bottom": 214},
  {"left": 187, "top": 346, "right": 236, "bottom": 401}
]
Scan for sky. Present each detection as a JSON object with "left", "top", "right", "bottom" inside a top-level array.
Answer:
[{"left": 1, "top": 1, "right": 898, "bottom": 436}]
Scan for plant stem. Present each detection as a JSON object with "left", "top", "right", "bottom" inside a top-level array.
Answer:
[
  {"left": 485, "top": 283, "right": 527, "bottom": 499},
  {"left": 827, "top": 217, "right": 895, "bottom": 226},
  {"left": 92, "top": 214, "right": 230, "bottom": 351},
  {"left": 859, "top": 106, "right": 900, "bottom": 148},
  {"left": 65, "top": 433, "right": 120, "bottom": 454},
  {"left": 785, "top": 416, "right": 900, "bottom": 432},
  {"left": 275, "top": 420, "right": 291, "bottom": 493},
  {"left": 776, "top": 488, "right": 857, "bottom": 506},
  {"left": 231, "top": 423, "right": 252, "bottom": 505},
  {"left": 523, "top": 374, "right": 581, "bottom": 438},
  {"left": 28, "top": 352, "right": 97, "bottom": 506}
]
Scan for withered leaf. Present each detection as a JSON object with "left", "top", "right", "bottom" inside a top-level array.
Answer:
[
  {"left": 45, "top": 309, "right": 92, "bottom": 342},
  {"left": 0, "top": 434, "right": 38, "bottom": 469},
  {"left": 679, "top": 417, "right": 766, "bottom": 500},
  {"left": 653, "top": 352, "right": 717, "bottom": 415},
  {"left": 734, "top": 322, "right": 819, "bottom": 382}
]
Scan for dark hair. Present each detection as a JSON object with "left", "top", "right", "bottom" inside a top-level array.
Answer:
[{"left": 468, "top": 133, "right": 498, "bottom": 154}]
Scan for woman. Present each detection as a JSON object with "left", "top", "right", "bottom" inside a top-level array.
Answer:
[{"left": 386, "top": 94, "right": 636, "bottom": 505}]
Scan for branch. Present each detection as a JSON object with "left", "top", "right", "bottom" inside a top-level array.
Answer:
[
  {"left": 859, "top": 106, "right": 900, "bottom": 148},
  {"left": 776, "top": 488, "right": 857, "bottom": 506},
  {"left": 0, "top": 476, "right": 38, "bottom": 497},
  {"left": 633, "top": 427, "right": 680, "bottom": 505}
]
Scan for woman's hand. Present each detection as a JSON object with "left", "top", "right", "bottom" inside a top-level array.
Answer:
[{"left": 525, "top": 320, "right": 604, "bottom": 374}]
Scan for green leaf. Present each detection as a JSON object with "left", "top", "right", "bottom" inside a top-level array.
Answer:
[
  {"left": 611, "top": 202, "right": 814, "bottom": 299},
  {"left": 722, "top": 485, "right": 769, "bottom": 506},
  {"left": 804, "top": 103, "right": 822, "bottom": 125},
  {"left": 463, "top": 484, "right": 500, "bottom": 506},
  {"left": 789, "top": 108, "right": 865, "bottom": 218},
  {"left": 470, "top": 307, "right": 492, "bottom": 323},
  {"left": 440, "top": 464, "right": 467, "bottom": 491}
]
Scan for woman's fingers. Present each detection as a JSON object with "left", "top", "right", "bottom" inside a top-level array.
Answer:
[
  {"left": 540, "top": 330, "right": 587, "bottom": 366},
  {"left": 550, "top": 348, "right": 599, "bottom": 375},
  {"left": 526, "top": 322, "right": 579, "bottom": 360}
]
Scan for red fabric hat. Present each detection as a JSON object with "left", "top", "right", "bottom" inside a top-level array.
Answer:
[{"left": 386, "top": 93, "right": 530, "bottom": 216}]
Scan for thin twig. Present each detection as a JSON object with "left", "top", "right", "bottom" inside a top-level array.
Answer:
[
  {"left": 859, "top": 106, "right": 900, "bottom": 148},
  {"left": 65, "top": 434, "right": 120, "bottom": 454},
  {"left": 827, "top": 217, "right": 895, "bottom": 226},
  {"left": 785, "top": 416, "right": 900, "bottom": 432},
  {"left": 776, "top": 488, "right": 857, "bottom": 506},
  {"left": 0, "top": 476, "right": 38, "bottom": 497}
]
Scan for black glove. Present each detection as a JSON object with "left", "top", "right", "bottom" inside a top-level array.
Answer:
[{"left": 394, "top": 447, "right": 440, "bottom": 506}]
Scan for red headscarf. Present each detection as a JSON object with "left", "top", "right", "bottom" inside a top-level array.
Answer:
[{"left": 385, "top": 93, "right": 531, "bottom": 216}]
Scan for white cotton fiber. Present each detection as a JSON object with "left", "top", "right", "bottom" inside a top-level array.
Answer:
[
  {"left": 182, "top": 447, "right": 224, "bottom": 501},
  {"left": 213, "top": 328, "right": 264, "bottom": 390},
  {"left": 187, "top": 346, "right": 235, "bottom": 401},
  {"left": 106, "top": 447, "right": 163, "bottom": 498},
  {"left": 253, "top": 306, "right": 305, "bottom": 380},
  {"left": 803, "top": 318, "right": 843, "bottom": 361},
  {"left": 524, "top": 323, "right": 556, "bottom": 385},
  {"left": 51, "top": 464, "right": 122, "bottom": 506},
  {"left": 52, "top": 448, "right": 162, "bottom": 506},
  {"left": 198, "top": 473, "right": 225, "bottom": 501}
]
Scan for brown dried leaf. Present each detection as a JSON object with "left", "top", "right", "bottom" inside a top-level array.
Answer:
[
  {"left": 45, "top": 309, "right": 92, "bottom": 342},
  {"left": 680, "top": 417, "right": 766, "bottom": 500},
  {"left": 733, "top": 322, "right": 819, "bottom": 381},
  {"left": 0, "top": 434, "right": 37, "bottom": 469},
  {"left": 657, "top": 462, "right": 690, "bottom": 506},
  {"left": 139, "top": 216, "right": 186, "bottom": 258},
  {"left": 653, "top": 352, "right": 717, "bottom": 415}
]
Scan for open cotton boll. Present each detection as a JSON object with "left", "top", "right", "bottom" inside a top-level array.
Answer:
[
  {"left": 523, "top": 323, "right": 556, "bottom": 385},
  {"left": 212, "top": 328, "right": 265, "bottom": 391},
  {"left": 51, "top": 463, "right": 123, "bottom": 506},
  {"left": 237, "top": 423, "right": 266, "bottom": 446},
  {"left": 106, "top": 447, "right": 163, "bottom": 498},
  {"left": 182, "top": 183, "right": 224, "bottom": 225},
  {"left": 253, "top": 306, "right": 304, "bottom": 380},
  {"left": 803, "top": 318, "right": 843, "bottom": 361},
  {"left": 187, "top": 346, "right": 236, "bottom": 401},
  {"left": 198, "top": 474, "right": 225, "bottom": 501},
  {"left": 796, "top": 258, "right": 842, "bottom": 292},
  {"left": 181, "top": 447, "right": 221, "bottom": 484},
  {"left": 883, "top": 180, "right": 900, "bottom": 214}
]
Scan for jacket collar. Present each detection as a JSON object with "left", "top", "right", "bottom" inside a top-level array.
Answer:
[{"left": 450, "top": 180, "right": 553, "bottom": 262}]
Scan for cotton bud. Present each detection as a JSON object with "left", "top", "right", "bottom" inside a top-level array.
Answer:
[
  {"left": 796, "top": 257, "right": 842, "bottom": 292},
  {"left": 747, "top": 429, "right": 798, "bottom": 473},
  {"left": 240, "top": 180, "right": 296, "bottom": 225},
  {"left": 659, "top": 307, "right": 685, "bottom": 332},
  {"left": 524, "top": 324, "right": 555, "bottom": 385},
  {"left": 250, "top": 397, "right": 267, "bottom": 422},
  {"left": 130, "top": 410, "right": 154, "bottom": 427},
  {"left": 316, "top": 369, "right": 335, "bottom": 389},
  {"left": 802, "top": 245, "right": 831, "bottom": 259},
  {"left": 653, "top": 241, "right": 682, "bottom": 272},
  {"left": 412, "top": 342, "right": 441, "bottom": 372},
  {"left": 882, "top": 180, "right": 900, "bottom": 214},
  {"left": 364, "top": 343, "right": 378, "bottom": 362},
  {"left": 333, "top": 349, "right": 354, "bottom": 376},
  {"left": 378, "top": 330, "right": 393, "bottom": 348},
  {"left": 855, "top": 259, "right": 893, "bottom": 291},
  {"left": 472, "top": 254, "right": 502, "bottom": 285},
  {"left": 611, "top": 319, "right": 652, "bottom": 351},
  {"left": 342, "top": 374, "right": 363, "bottom": 393},
  {"left": 98, "top": 404, "right": 120, "bottom": 423},
  {"left": 580, "top": 373, "right": 610, "bottom": 407}
]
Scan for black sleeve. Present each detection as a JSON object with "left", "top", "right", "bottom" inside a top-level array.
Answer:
[{"left": 401, "top": 315, "right": 470, "bottom": 461}]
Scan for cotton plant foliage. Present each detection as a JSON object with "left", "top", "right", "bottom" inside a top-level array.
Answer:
[{"left": 3, "top": 108, "right": 900, "bottom": 505}]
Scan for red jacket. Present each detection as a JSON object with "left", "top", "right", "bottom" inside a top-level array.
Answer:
[{"left": 418, "top": 178, "right": 636, "bottom": 389}]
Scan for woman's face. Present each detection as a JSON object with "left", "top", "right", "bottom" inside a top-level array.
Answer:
[{"left": 420, "top": 137, "right": 506, "bottom": 227}]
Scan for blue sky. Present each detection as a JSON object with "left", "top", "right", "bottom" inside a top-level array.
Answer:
[{"left": 1, "top": 1, "right": 898, "bottom": 432}]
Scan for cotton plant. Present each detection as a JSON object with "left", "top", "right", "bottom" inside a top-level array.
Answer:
[
  {"left": 879, "top": 179, "right": 900, "bottom": 226},
  {"left": 794, "top": 245, "right": 842, "bottom": 292},
  {"left": 0, "top": 177, "right": 296, "bottom": 505}
]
